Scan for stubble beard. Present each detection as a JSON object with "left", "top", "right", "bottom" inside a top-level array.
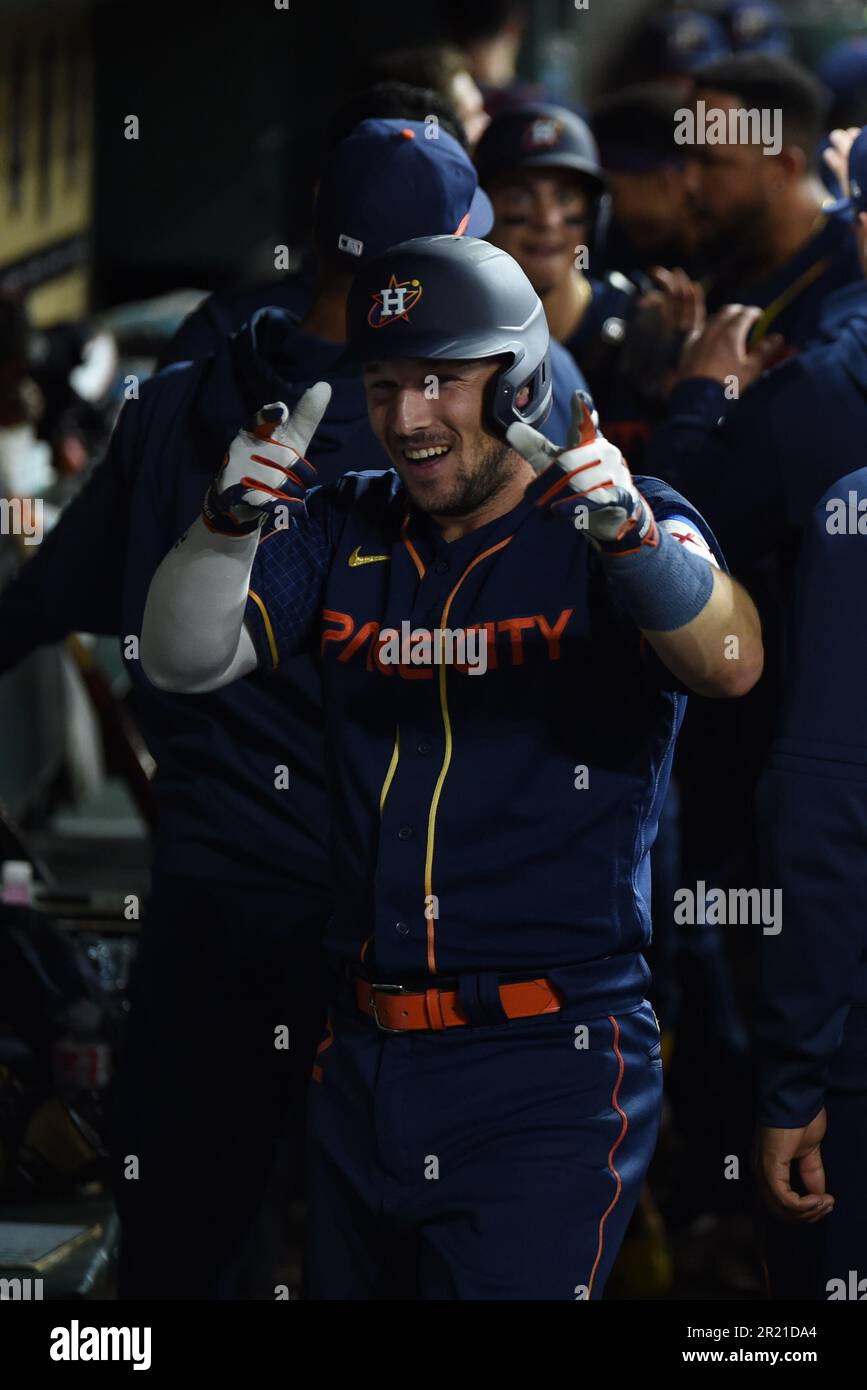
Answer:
[{"left": 410, "top": 435, "right": 519, "bottom": 518}]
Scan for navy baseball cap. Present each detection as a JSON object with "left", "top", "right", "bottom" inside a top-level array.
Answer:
[
  {"left": 819, "top": 38, "right": 867, "bottom": 107},
  {"left": 313, "top": 119, "right": 493, "bottom": 270},
  {"left": 474, "top": 104, "right": 605, "bottom": 194},
  {"left": 647, "top": 11, "right": 730, "bottom": 76},
  {"left": 723, "top": 2, "right": 791, "bottom": 57}
]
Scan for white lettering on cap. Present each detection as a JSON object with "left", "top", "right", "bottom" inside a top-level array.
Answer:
[{"left": 338, "top": 233, "right": 364, "bottom": 256}]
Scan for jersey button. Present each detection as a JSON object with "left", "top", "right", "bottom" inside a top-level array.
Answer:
[
  {"left": 417, "top": 740, "right": 432, "bottom": 755},
  {"left": 397, "top": 825, "right": 413, "bottom": 840},
  {"left": 394, "top": 921, "right": 410, "bottom": 935},
  {"left": 434, "top": 560, "right": 449, "bottom": 575}
]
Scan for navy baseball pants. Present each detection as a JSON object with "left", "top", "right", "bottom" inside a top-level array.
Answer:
[{"left": 305, "top": 983, "right": 663, "bottom": 1300}]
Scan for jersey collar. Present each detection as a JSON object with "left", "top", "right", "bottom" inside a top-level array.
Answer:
[{"left": 402, "top": 462, "right": 565, "bottom": 564}]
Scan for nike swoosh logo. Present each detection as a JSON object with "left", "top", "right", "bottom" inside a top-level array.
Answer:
[{"left": 348, "top": 546, "right": 390, "bottom": 567}]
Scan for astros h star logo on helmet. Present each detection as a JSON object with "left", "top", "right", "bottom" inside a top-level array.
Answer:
[{"left": 367, "top": 274, "right": 424, "bottom": 328}]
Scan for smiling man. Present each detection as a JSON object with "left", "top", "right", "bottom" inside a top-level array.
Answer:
[
  {"left": 363, "top": 355, "right": 529, "bottom": 528},
  {"left": 475, "top": 104, "right": 612, "bottom": 348},
  {"left": 140, "top": 235, "right": 762, "bottom": 1300},
  {"left": 474, "top": 103, "right": 673, "bottom": 466}
]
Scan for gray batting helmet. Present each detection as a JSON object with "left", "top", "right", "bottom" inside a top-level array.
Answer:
[{"left": 344, "top": 234, "right": 553, "bottom": 437}]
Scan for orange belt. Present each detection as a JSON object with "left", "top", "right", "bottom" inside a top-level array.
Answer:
[{"left": 354, "top": 976, "right": 563, "bottom": 1032}]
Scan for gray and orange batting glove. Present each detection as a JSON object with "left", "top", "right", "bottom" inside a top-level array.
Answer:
[
  {"left": 203, "top": 382, "right": 332, "bottom": 537},
  {"left": 507, "top": 390, "right": 657, "bottom": 555}
]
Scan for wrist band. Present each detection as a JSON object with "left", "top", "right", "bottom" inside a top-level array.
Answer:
[{"left": 599, "top": 520, "right": 715, "bottom": 632}]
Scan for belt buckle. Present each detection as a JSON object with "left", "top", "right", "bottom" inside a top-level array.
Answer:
[{"left": 369, "top": 981, "right": 413, "bottom": 1034}]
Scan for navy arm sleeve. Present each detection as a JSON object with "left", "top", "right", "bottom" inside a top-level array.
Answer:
[{"left": 0, "top": 399, "right": 140, "bottom": 675}]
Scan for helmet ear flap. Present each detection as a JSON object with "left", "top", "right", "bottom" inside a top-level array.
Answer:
[
  {"left": 483, "top": 362, "right": 514, "bottom": 441},
  {"left": 485, "top": 351, "right": 553, "bottom": 438}
]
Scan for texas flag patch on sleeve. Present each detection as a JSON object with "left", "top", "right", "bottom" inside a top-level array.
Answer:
[{"left": 660, "top": 515, "right": 720, "bottom": 568}]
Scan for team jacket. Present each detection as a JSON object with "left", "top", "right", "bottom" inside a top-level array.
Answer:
[
  {"left": 757, "top": 468, "right": 867, "bottom": 1127},
  {"left": 645, "top": 280, "right": 867, "bottom": 575},
  {"left": 245, "top": 467, "right": 724, "bottom": 997}
]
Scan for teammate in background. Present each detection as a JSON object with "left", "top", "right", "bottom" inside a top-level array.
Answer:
[
  {"left": 475, "top": 104, "right": 611, "bottom": 353},
  {"left": 141, "top": 235, "right": 762, "bottom": 1299},
  {"left": 756, "top": 467, "right": 867, "bottom": 1299},
  {"left": 686, "top": 54, "right": 862, "bottom": 346},
  {"left": 645, "top": 126, "right": 867, "bottom": 575},
  {"left": 641, "top": 125, "right": 867, "bottom": 1232},
  {"left": 0, "top": 121, "right": 498, "bottom": 1301},
  {"left": 161, "top": 87, "right": 585, "bottom": 446},
  {"left": 476, "top": 102, "right": 703, "bottom": 465},
  {"left": 159, "top": 83, "right": 470, "bottom": 368},
  {"left": 591, "top": 84, "right": 701, "bottom": 276}
]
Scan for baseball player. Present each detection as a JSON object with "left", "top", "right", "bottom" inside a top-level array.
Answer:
[
  {"left": 0, "top": 115, "right": 498, "bottom": 1301},
  {"left": 755, "top": 465, "right": 867, "bottom": 1298},
  {"left": 688, "top": 54, "right": 861, "bottom": 345},
  {"left": 474, "top": 105, "right": 643, "bottom": 390},
  {"left": 140, "top": 235, "right": 763, "bottom": 1299},
  {"left": 474, "top": 103, "right": 696, "bottom": 469},
  {"left": 590, "top": 84, "right": 701, "bottom": 277}
]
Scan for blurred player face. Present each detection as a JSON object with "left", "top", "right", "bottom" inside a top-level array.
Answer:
[
  {"left": 606, "top": 166, "right": 696, "bottom": 256},
  {"left": 363, "top": 357, "right": 525, "bottom": 519},
  {"left": 487, "top": 169, "right": 591, "bottom": 295},
  {"left": 684, "top": 89, "right": 783, "bottom": 258}
]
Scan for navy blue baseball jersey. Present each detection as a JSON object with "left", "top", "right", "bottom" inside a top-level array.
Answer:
[{"left": 244, "top": 468, "right": 724, "bottom": 992}]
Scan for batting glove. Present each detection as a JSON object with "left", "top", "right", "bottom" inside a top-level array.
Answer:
[
  {"left": 203, "top": 382, "right": 332, "bottom": 536},
  {"left": 507, "top": 390, "right": 657, "bottom": 554}
]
